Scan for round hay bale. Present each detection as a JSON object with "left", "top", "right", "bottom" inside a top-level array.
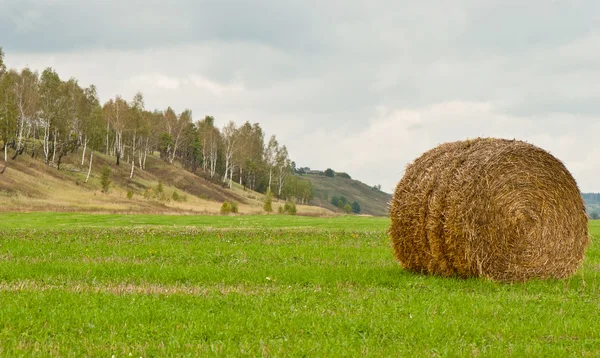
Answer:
[{"left": 389, "top": 138, "right": 589, "bottom": 282}]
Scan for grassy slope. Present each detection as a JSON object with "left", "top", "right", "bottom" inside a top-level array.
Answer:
[
  {"left": 1, "top": 214, "right": 599, "bottom": 356},
  {"left": 304, "top": 174, "right": 393, "bottom": 216},
  {"left": 0, "top": 148, "right": 333, "bottom": 216}
]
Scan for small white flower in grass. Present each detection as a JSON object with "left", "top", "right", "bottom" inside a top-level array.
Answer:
[{"left": 266, "top": 277, "right": 271, "bottom": 281}]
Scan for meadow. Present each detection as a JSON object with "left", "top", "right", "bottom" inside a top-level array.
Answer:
[{"left": 1, "top": 214, "right": 599, "bottom": 356}]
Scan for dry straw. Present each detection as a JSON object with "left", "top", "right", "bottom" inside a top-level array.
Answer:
[{"left": 389, "top": 138, "right": 589, "bottom": 282}]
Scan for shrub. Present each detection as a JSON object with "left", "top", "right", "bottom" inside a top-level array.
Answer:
[
  {"left": 143, "top": 188, "right": 153, "bottom": 199},
  {"left": 283, "top": 200, "right": 297, "bottom": 215},
  {"left": 220, "top": 201, "right": 232, "bottom": 215},
  {"left": 343, "top": 204, "right": 352, "bottom": 214},
  {"left": 351, "top": 201, "right": 361, "bottom": 214},
  {"left": 100, "top": 166, "right": 111, "bottom": 193},
  {"left": 263, "top": 190, "right": 273, "bottom": 213},
  {"left": 220, "top": 201, "right": 238, "bottom": 215},
  {"left": 156, "top": 182, "right": 164, "bottom": 196},
  {"left": 278, "top": 206, "right": 284, "bottom": 214},
  {"left": 172, "top": 190, "right": 180, "bottom": 202},
  {"left": 126, "top": 190, "right": 134, "bottom": 199}
]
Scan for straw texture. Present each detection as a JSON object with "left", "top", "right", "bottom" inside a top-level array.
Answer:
[{"left": 389, "top": 138, "right": 589, "bottom": 282}]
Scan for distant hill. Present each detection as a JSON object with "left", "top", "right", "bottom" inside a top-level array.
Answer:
[
  {"left": 582, "top": 193, "right": 600, "bottom": 214},
  {"left": 302, "top": 173, "right": 392, "bottom": 216}
]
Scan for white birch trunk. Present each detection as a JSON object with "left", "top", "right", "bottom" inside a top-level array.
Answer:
[
  {"left": 85, "top": 151, "right": 93, "bottom": 183},
  {"left": 129, "top": 132, "right": 136, "bottom": 179},
  {"left": 81, "top": 135, "right": 87, "bottom": 166},
  {"left": 52, "top": 129, "right": 57, "bottom": 165}
]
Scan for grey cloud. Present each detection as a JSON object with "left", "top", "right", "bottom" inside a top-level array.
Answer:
[{"left": 3, "top": 1, "right": 600, "bottom": 190}]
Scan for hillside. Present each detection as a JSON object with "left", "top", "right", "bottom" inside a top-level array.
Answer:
[
  {"left": 0, "top": 149, "right": 332, "bottom": 216},
  {"left": 583, "top": 193, "right": 600, "bottom": 214},
  {"left": 303, "top": 174, "right": 392, "bottom": 216}
]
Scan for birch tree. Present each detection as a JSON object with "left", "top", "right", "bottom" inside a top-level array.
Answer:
[
  {"left": 14, "top": 68, "right": 39, "bottom": 159},
  {"left": 264, "top": 135, "right": 278, "bottom": 191},
  {"left": 275, "top": 144, "right": 291, "bottom": 198},
  {"left": 103, "top": 96, "right": 128, "bottom": 165},
  {"left": 221, "top": 121, "right": 238, "bottom": 188}
]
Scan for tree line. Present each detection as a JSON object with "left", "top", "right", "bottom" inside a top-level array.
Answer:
[{"left": 0, "top": 48, "right": 312, "bottom": 202}]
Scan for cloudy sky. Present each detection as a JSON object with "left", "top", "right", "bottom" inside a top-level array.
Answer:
[{"left": 2, "top": 0, "right": 600, "bottom": 192}]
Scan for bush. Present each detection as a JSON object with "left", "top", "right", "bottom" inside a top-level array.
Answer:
[
  {"left": 343, "top": 204, "right": 352, "bottom": 214},
  {"left": 351, "top": 201, "right": 361, "bottom": 214},
  {"left": 100, "top": 166, "right": 111, "bottom": 193},
  {"left": 591, "top": 211, "right": 600, "bottom": 220},
  {"left": 278, "top": 206, "right": 284, "bottom": 214},
  {"left": 324, "top": 168, "right": 335, "bottom": 178},
  {"left": 126, "top": 190, "right": 134, "bottom": 199},
  {"left": 220, "top": 201, "right": 239, "bottom": 215},
  {"left": 220, "top": 201, "right": 232, "bottom": 215},
  {"left": 283, "top": 200, "right": 297, "bottom": 215},
  {"left": 156, "top": 182, "right": 164, "bottom": 196},
  {"left": 143, "top": 188, "right": 153, "bottom": 199},
  {"left": 263, "top": 190, "right": 273, "bottom": 213},
  {"left": 172, "top": 190, "right": 180, "bottom": 202}
]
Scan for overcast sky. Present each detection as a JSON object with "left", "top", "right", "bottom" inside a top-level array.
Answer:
[{"left": 2, "top": 0, "right": 600, "bottom": 192}]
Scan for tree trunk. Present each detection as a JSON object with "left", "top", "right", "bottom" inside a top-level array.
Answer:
[
  {"left": 130, "top": 158, "right": 135, "bottom": 179},
  {"left": 81, "top": 135, "right": 87, "bottom": 166},
  {"left": 52, "top": 129, "right": 57, "bottom": 165},
  {"left": 239, "top": 167, "right": 243, "bottom": 185},
  {"left": 229, "top": 165, "right": 233, "bottom": 189},
  {"left": 1, "top": 143, "right": 7, "bottom": 174},
  {"left": 105, "top": 123, "right": 110, "bottom": 155},
  {"left": 268, "top": 168, "right": 272, "bottom": 191},
  {"left": 43, "top": 123, "right": 50, "bottom": 163},
  {"left": 85, "top": 151, "right": 93, "bottom": 183}
]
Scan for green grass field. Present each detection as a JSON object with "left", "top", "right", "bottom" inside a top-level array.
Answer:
[{"left": 1, "top": 214, "right": 599, "bottom": 356}]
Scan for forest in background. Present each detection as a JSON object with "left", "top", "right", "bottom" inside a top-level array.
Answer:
[{"left": 0, "top": 47, "right": 315, "bottom": 204}]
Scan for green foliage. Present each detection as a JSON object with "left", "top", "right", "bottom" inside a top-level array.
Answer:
[
  {"left": 283, "top": 200, "right": 297, "bottom": 215},
  {"left": 264, "top": 190, "right": 273, "bottom": 213},
  {"left": 172, "top": 190, "right": 180, "bottom": 202},
  {"left": 220, "top": 201, "right": 239, "bottom": 215},
  {"left": 220, "top": 202, "right": 232, "bottom": 215},
  {"left": 126, "top": 190, "right": 134, "bottom": 199},
  {"left": 100, "top": 166, "right": 111, "bottom": 193},
  {"left": 281, "top": 176, "right": 313, "bottom": 204},
  {"left": 343, "top": 203, "right": 352, "bottom": 214},
  {"left": 278, "top": 206, "right": 284, "bottom": 214},
  {"left": 331, "top": 196, "right": 339, "bottom": 207},
  {"left": 351, "top": 201, "right": 361, "bottom": 214},
  {"left": 324, "top": 168, "right": 335, "bottom": 178},
  {"left": 591, "top": 211, "right": 600, "bottom": 220},
  {"left": 156, "top": 182, "right": 164, "bottom": 195},
  {"left": 337, "top": 172, "right": 351, "bottom": 179},
  {"left": 158, "top": 133, "right": 174, "bottom": 161},
  {"left": 330, "top": 196, "right": 349, "bottom": 209}
]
